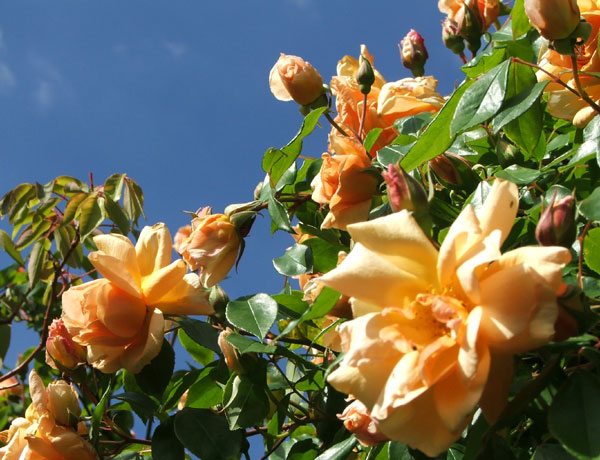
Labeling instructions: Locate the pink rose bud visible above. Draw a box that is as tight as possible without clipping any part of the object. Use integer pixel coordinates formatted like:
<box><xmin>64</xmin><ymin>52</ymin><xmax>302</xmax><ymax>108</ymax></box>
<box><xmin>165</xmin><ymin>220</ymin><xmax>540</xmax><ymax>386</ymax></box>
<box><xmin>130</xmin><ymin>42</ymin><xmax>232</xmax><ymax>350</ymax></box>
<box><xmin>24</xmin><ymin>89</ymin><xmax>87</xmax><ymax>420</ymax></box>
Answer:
<box><xmin>524</xmin><ymin>0</ymin><xmax>580</xmax><ymax>40</ymax></box>
<box><xmin>400</xmin><ymin>29</ymin><xmax>429</xmax><ymax>77</ymax></box>
<box><xmin>269</xmin><ymin>53</ymin><xmax>324</xmax><ymax>106</ymax></box>
<box><xmin>535</xmin><ymin>194</ymin><xmax>576</xmax><ymax>247</ymax></box>
<box><xmin>442</xmin><ymin>18</ymin><xmax>466</xmax><ymax>55</ymax></box>
<box><xmin>218</xmin><ymin>328</ymin><xmax>245</xmax><ymax>374</ymax></box>
<box><xmin>45</xmin><ymin>318</ymin><xmax>87</xmax><ymax>370</ymax></box>
<box><xmin>338</xmin><ymin>400</ymin><xmax>389</xmax><ymax>447</ymax></box>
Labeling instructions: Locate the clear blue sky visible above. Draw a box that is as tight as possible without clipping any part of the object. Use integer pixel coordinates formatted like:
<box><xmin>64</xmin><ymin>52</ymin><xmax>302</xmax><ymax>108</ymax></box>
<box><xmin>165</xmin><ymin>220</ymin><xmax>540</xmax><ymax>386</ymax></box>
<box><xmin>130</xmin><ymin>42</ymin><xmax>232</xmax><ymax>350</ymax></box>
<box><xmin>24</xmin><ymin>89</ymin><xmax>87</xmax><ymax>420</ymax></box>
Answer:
<box><xmin>0</xmin><ymin>0</ymin><xmax>466</xmax><ymax>456</ymax></box>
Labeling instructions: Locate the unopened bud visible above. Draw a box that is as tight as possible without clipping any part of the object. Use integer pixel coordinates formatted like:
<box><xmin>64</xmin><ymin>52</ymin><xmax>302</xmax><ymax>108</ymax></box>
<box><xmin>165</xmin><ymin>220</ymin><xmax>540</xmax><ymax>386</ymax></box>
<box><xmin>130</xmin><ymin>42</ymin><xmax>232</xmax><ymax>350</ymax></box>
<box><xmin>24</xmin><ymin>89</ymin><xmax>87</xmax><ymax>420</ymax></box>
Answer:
<box><xmin>429</xmin><ymin>153</ymin><xmax>479</xmax><ymax>192</ymax></box>
<box><xmin>496</xmin><ymin>138</ymin><xmax>521</xmax><ymax>167</ymax></box>
<box><xmin>46</xmin><ymin>380</ymin><xmax>82</xmax><ymax>427</ymax></box>
<box><xmin>46</xmin><ymin>318</ymin><xmax>87</xmax><ymax>371</ymax></box>
<box><xmin>400</xmin><ymin>29</ymin><xmax>428</xmax><ymax>77</ymax></box>
<box><xmin>456</xmin><ymin>0</ymin><xmax>483</xmax><ymax>54</ymax></box>
<box><xmin>442</xmin><ymin>18</ymin><xmax>466</xmax><ymax>55</ymax></box>
<box><xmin>535</xmin><ymin>194</ymin><xmax>576</xmax><ymax>247</ymax></box>
<box><xmin>338</xmin><ymin>400</ymin><xmax>389</xmax><ymax>447</ymax></box>
<box><xmin>209</xmin><ymin>284</ymin><xmax>229</xmax><ymax>321</ymax></box>
<box><xmin>356</xmin><ymin>55</ymin><xmax>375</xmax><ymax>95</ymax></box>
<box><xmin>524</xmin><ymin>0</ymin><xmax>580</xmax><ymax>41</ymax></box>
<box><xmin>218</xmin><ymin>328</ymin><xmax>245</xmax><ymax>374</ymax></box>
<box><xmin>382</xmin><ymin>164</ymin><xmax>431</xmax><ymax>232</ymax></box>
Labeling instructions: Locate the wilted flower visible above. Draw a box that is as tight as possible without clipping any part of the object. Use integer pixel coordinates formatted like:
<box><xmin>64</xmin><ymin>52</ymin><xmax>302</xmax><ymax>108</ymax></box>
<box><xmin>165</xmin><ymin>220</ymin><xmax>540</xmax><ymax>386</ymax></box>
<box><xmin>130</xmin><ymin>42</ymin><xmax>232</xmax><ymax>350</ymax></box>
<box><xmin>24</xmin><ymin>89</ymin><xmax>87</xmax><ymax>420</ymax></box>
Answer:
<box><xmin>338</xmin><ymin>400</ymin><xmax>389</xmax><ymax>446</ymax></box>
<box><xmin>175</xmin><ymin>210</ymin><xmax>241</xmax><ymax>287</ymax></box>
<box><xmin>0</xmin><ymin>371</ymin><xmax>98</xmax><ymax>460</ymax></box>
<box><xmin>537</xmin><ymin>0</ymin><xmax>600</xmax><ymax>127</ymax></box>
<box><xmin>400</xmin><ymin>30</ymin><xmax>429</xmax><ymax>77</ymax></box>
<box><xmin>311</xmin><ymin>136</ymin><xmax>379</xmax><ymax>230</ymax></box>
<box><xmin>536</xmin><ymin>194</ymin><xmax>576</xmax><ymax>247</ymax></box>
<box><xmin>321</xmin><ymin>180</ymin><xmax>570</xmax><ymax>456</ymax></box>
<box><xmin>62</xmin><ymin>223</ymin><xmax>213</xmax><ymax>374</ymax></box>
<box><xmin>46</xmin><ymin>318</ymin><xmax>87</xmax><ymax>371</ymax></box>
<box><xmin>269</xmin><ymin>53</ymin><xmax>324</xmax><ymax>105</ymax></box>
<box><xmin>524</xmin><ymin>0</ymin><xmax>581</xmax><ymax>40</ymax></box>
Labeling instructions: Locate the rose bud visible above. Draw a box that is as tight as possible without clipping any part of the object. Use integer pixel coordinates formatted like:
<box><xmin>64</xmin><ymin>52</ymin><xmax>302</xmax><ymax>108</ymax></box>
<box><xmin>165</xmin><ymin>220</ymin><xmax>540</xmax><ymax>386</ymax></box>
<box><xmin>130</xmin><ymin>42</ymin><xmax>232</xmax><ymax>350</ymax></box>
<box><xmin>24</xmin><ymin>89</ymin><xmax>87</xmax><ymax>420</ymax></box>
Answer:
<box><xmin>356</xmin><ymin>54</ymin><xmax>375</xmax><ymax>95</ymax></box>
<box><xmin>400</xmin><ymin>29</ymin><xmax>429</xmax><ymax>77</ymax></box>
<box><xmin>46</xmin><ymin>380</ymin><xmax>82</xmax><ymax>427</ymax></box>
<box><xmin>456</xmin><ymin>0</ymin><xmax>483</xmax><ymax>53</ymax></box>
<box><xmin>442</xmin><ymin>18</ymin><xmax>466</xmax><ymax>55</ymax></box>
<box><xmin>176</xmin><ymin>209</ymin><xmax>241</xmax><ymax>288</ymax></box>
<box><xmin>269</xmin><ymin>53</ymin><xmax>324</xmax><ymax>105</ymax></box>
<box><xmin>524</xmin><ymin>0</ymin><xmax>580</xmax><ymax>41</ymax></box>
<box><xmin>45</xmin><ymin>318</ymin><xmax>87</xmax><ymax>371</ymax></box>
<box><xmin>382</xmin><ymin>164</ymin><xmax>431</xmax><ymax>233</ymax></box>
<box><xmin>338</xmin><ymin>400</ymin><xmax>389</xmax><ymax>447</ymax></box>
<box><xmin>218</xmin><ymin>328</ymin><xmax>245</xmax><ymax>374</ymax></box>
<box><xmin>535</xmin><ymin>194</ymin><xmax>576</xmax><ymax>248</ymax></box>
<box><xmin>429</xmin><ymin>152</ymin><xmax>480</xmax><ymax>192</ymax></box>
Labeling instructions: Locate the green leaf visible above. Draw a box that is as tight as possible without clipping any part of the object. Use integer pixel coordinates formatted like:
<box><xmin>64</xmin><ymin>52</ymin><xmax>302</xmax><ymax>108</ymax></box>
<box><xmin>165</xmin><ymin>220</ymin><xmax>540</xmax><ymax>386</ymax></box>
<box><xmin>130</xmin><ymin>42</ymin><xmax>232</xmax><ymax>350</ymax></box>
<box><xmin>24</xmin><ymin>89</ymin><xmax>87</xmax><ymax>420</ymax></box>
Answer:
<box><xmin>178</xmin><ymin>329</ymin><xmax>214</xmax><ymax>365</ymax></box>
<box><xmin>113</xmin><ymin>392</ymin><xmax>158</xmax><ymax>423</ymax></box>
<box><xmin>152</xmin><ymin>417</ymin><xmax>184</xmax><ymax>460</ymax></box>
<box><xmin>584</xmin><ymin>228</ymin><xmax>600</xmax><ymax>275</ymax></box>
<box><xmin>222</xmin><ymin>374</ymin><xmax>269</xmax><ymax>430</ymax></box>
<box><xmin>302</xmin><ymin>238</ymin><xmax>346</xmax><ymax>273</ymax></box>
<box><xmin>226</xmin><ymin>293</ymin><xmax>277</xmax><ymax>341</ymax></box>
<box><xmin>492</xmin><ymin>81</ymin><xmax>548</xmax><ymax>133</ymax></box>
<box><xmin>502</xmin><ymin>62</ymin><xmax>544</xmax><ymax>156</ymax></box>
<box><xmin>288</xmin><ymin>439</ymin><xmax>319</xmax><ymax>460</ymax></box>
<box><xmin>462</xmin><ymin>47</ymin><xmax>507</xmax><ymax>79</ymax></box>
<box><xmin>62</xmin><ymin>192</ymin><xmax>87</xmax><ymax>225</ymax></box>
<box><xmin>177</xmin><ymin>317</ymin><xmax>221</xmax><ymax>355</ymax></box>
<box><xmin>394</xmin><ymin>113</ymin><xmax>432</xmax><ymax>135</ymax></box>
<box><xmin>388</xmin><ymin>442</ymin><xmax>412</xmax><ymax>459</ymax></box>
<box><xmin>225</xmin><ymin>333</ymin><xmax>277</xmax><ymax>355</ymax></box>
<box><xmin>90</xmin><ymin>381</ymin><xmax>112</xmax><ymax>447</ymax></box>
<box><xmin>185</xmin><ymin>370</ymin><xmax>223</xmax><ymax>409</ymax></box>
<box><xmin>162</xmin><ymin>370</ymin><xmax>201</xmax><ymax>410</ymax></box>
<box><xmin>135</xmin><ymin>339</ymin><xmax>175</xmax><ymax>399</ymax></box>
<box><xmin>378</xmin><ymin>144</ymin><xmax>411</xmax><ymax>167</ymax></box>
<box><xmin>174</xmin><ymin>408</ymin><xmax>243</xmax><ymax>460</ymax></box>
<box><xmin>532</xmin><ymin>444</ymin><xmax>577</xmax><ymax>460</ymax></box>
<box><xmin>262</xmin><ymin>107</ymin><xmax>327</xmax><ymax>187</ymax></box>
<box><xmin>363</xmin><ymin>128</ymin><xmax>383</xmax><ymax>152</ymax></box>
<box><xmin>103</xmin><ymin>173</ymin><xmax>126</xmax><ymax>201</ymax></box>
<box><xmin>78</xmin><ymin>194</ymin><xmax>104</xmax><ymax>240</ymax></box>
<box><xmin>579</xmin><ymin>187</ymin><xmax>600</xmax><ymax>221</ymax></box>
<box><xmin>401</xmin><ymin>80</ymin><xmax>474</xmax><ymax>171</ymax></box>
<box><xmin>27</xmin><ymin>238</ymin><xmax>51</xmax><ymax>288</ymax></box>
<box><xmin>572</xmin><ymin>115</ymin><xmax>600</xmax><ymax>167</ymax></box>
<box><xmin>548</xmin><ymin>371</ymin><xmax>600</xmax><ymax>459</ymax></box>
<box><xmin>268</xmin><ymin>196</ymin><xmax>293</xmax><ymax>233</ymax></box>
<box><xmin>315</xmin><ymin>437</ymin><xmax>358</xmax><ymax>460</ymax></box>
<box><xmin>0</xmin><ymin>324</ymin><xmax>10</xmax><ymax>361</ymax></box>
<box><xmin>273</xmin><ymin>243</ymin><xmax>313</xmax><ymax>276</ymax></box>
<box><xmin>103</xmin><ymin>196</ymin><xmax>130</xmax><ymax>234</ymax></box>
<box><xmin>0</xmin><ymin>230</ymin><xmax>24</xmax><ymax>265</ymax></box>
<box><xmin>450</xmin><ymin>60</ymin><xmax>510</xmax><ymax>136</ymax></box>
<box><xmin>494</xmin><ymin>165</ymin><xmax>542</xmax><ymax>184</ymax></box>
<box><xmin>123</xmin><ymin>179</ymin><xmax>145</xmax><ymax>223</ymax></box>
<box><xmin>511</xmin><ymin>0</ymin><xmax>532</xmax><ymax>38</ymax></box>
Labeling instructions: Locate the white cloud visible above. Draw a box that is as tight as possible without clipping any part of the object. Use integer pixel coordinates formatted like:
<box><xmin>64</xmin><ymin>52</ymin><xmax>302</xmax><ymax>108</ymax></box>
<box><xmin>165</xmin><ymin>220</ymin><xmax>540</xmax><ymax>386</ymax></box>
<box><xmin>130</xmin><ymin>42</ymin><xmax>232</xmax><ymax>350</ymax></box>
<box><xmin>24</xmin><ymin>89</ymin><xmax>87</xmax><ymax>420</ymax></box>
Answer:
<box><xmin>29</xmin><ymin>55</ymin><xmax>68</xmax><ymax>110</ymax></box>
<box><xmin>0</xmin><ymin>62</ymin><xmax>16</xmax><ymax>92</ymax></box>
<box><xmin>34</xmin><ymin>81</ymin><xmax>53</xmax><ymax>109</ymax></box>
<box><xmin>163</xmin><ymin>41</ymin><xmax>187</xmax><ymax>58</ymax></box>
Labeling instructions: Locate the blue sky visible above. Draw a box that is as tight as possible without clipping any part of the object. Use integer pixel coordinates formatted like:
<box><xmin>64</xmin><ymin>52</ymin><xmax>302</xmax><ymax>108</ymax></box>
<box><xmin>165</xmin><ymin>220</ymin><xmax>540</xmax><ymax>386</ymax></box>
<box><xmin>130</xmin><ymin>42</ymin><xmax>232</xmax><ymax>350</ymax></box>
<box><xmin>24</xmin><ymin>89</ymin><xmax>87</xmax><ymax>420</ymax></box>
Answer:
<box><xmin>0</xmin><ymin>0</ymin><xmax>466</xmax><ymax>455</ymax></box>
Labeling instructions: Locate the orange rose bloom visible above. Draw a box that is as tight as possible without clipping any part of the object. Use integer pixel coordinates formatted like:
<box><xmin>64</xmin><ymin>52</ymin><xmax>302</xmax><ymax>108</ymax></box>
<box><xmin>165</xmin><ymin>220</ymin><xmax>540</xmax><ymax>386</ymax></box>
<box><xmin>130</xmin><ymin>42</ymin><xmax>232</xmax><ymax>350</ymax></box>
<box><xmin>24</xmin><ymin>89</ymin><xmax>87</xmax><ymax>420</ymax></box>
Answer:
<box><xmin>0</xmin><ymin>371</ymin><xmax>98</xmax><ymax>460</ymax></box>
<box><xmin>62</xmin><ymin>223</ymin><xmax>213</xmax><ymax>374</ymax></box>
<box><xmin>537</xmin><ymin>0</ymin><xmax>600</xmax><ymax>127</ymax></box>
<box><xmin>175</xmin><ymin>211</ymin><xmax>241</xmax><ymax>288</ymax></box>
<box><xmin>269</xmin><ymin>53</ymin><xmax>324</xmax><ymax>105</ymax></box>
<box><xmin>311</xmin><ymin>136</ymin><xmax>379</xmax><ymax>231</ymax></box>
<box><xmin>525</xmin><ymin>0</ymin><xmax>580</xmax><ymax>40</ymax></box>
<box><xmin>330</xmin><ymin>45</ymin><xmax>443</xmax><ymax>156</ymax></box>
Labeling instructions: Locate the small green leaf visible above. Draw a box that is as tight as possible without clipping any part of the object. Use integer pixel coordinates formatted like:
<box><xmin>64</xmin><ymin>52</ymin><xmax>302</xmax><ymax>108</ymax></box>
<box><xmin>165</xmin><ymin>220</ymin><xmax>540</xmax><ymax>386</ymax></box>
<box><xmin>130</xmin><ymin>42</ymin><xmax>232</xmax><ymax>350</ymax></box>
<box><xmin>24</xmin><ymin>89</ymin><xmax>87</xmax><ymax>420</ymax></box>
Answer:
<box><xmin>135</xmin><ymin>339</ymin><xmax>175</xmax><ymax>399</ymax></box>
<box><xmin>268</xmin><ymin>196</ymin><xmax>293</xmax><ymax>233</ymax></box>
<box><xmin>174</xmin><ymin>408</ymin><xmax>243</xmax><ymax>460</ymax></box>
<box><xmin>0</xmin><ymin>230</ymin><xmax>24</xmax><ymax>265</ymax></box>
<box><xmin>315</xmin><ymin>437</ymin><xmax>358</xmax><ymax>460</ymax></box>
<box><xmin>78</xmin><ymin>194</ymin><xmax>104</xmax><ymax>240</ymax></box>
<box><xmin>103</xmin><ymin>173</ymin><xmax>126</xmax><ymax>201</ymax></box>
<box><xmin>273</xmin><ymin>243</ymin><xmax>313</xmax><ymax>276</ymax></box>
<box><xmin>302</xmin><ymin>238</ymin><xmax>346</xmax><ymax>273</ymax></box>
<box><xmin>495</xmin><ymin>165</ymin><xmax>542</xmax><ymax>184</ymax></box>
<box><xmin>388</xmin><ymin>442</ymin><xmax>412</xmax><ymax>460</ymax></box>
<box><xmin>549</xmin><ymin>371</ymin><xmax>600</xmax><ymax>459</ymax></box>
<box><xmin>363</xmin><ymin>128</ymin><xmax>383</xmax><ymax>152</ymax></box>
<box><xmin>103</xmin><ymin>196</ymin><xmax>130</xmax><ymax>234</ymax></box>
<box><xmin>177</xmin><ymin>317</ymin><xmax>221</xmax><ymax>355</ymax></box>
<box><xmin>572</xmin><ymin>115</ymin><xmax>600</xmax><ymax>167</ymax></box>
<box><xmin>27</xmin><ymin>238</ymin><xmax>51</xmax><ymax>288</ymax></box>
<box><xmin>584</xmin><ymin>228</ymin><xmax>600</xmax><ymax>275</ymax></box>
<box><xmin>123</xmin><ymin>179</ymin><xmax>145</xmax><ymax>223</ymax></box>
<box><xmin>401</xmin><ymin>80</ymin><xmax>474</xmax><ymax>172</ymax></box>
<box><xmin>462</xmin><ymin>47</ymin><xmax>507</xmax><ymax>79</ymax></box>
<box><xmin>62</xmin><ymin>192</ymin><xmax>87</xmax><ymax>226</ymax></box>
<box><xmin>226</xmin><ymin>293</ymin><xmax>277</xmax><ymax>341</ymax></box>
<box><xmin>90</xmin><ymin>381</ymin><xmax>112</xmax><ymax>447</ymax></box>
<box><xmin>511</xmin><ymin>0</ymin><xmax>532</xmax><ymax>38</ymax></box>
<box><xmin>450</xmin><ymin>60</ymin><xmax>510</xmax><ymax>136</ymax></box>
<box><xmin>113</xmin><ymin>392</ymin><xmax>158</xmax><ymax>423</ymax></box>
<box><xmin>185</xmin><ymin>370</ymin><xmax>223</xmax><ymax>409</ymax></box>
<box><xmin>152</xmin><ymin>417</ymin><xmax>184</xmax><ymax>460</ymax></box>
<box><xmin>579</xmin><ymin>188</ymin><xmax>600</xmax><ymax>221</ymax></box>
<box><xmin>394</xmin><ymin>113</ymin><xmax>432</xmax><ymax>135</ymax></box>
<box><xmin>492</xmin><ymin>81</ymin><xmax>548</xmax><ymax>133</ymax></box>
<box><xmin>178</xmin><ymin>329</ymin><xmax>214</xmax><ymax>365</ymax></box>
<box><xmin>222</xmin><ymin>374</ymin><xmax>269</xmax><ymax>430</ymax></box>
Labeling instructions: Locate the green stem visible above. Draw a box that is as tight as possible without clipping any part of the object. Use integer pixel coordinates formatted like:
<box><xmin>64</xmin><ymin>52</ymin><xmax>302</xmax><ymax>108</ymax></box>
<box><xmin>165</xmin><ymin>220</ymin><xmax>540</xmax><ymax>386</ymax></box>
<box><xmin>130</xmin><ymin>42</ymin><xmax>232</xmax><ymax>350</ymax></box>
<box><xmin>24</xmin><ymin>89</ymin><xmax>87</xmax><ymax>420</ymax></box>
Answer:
<box><xmin>324</xmin><ymin>112</ymin><xmax>350</xmax><ymax>137</ymax></box>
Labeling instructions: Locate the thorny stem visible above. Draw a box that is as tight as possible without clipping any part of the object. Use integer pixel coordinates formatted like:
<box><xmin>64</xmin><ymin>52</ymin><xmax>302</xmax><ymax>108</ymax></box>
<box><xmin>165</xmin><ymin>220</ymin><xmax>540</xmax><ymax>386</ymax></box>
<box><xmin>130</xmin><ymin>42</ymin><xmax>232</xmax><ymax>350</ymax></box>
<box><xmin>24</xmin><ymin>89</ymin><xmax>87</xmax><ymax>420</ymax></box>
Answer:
<box><xmin>324</xmin><ymin>112</ymin><xmax>350</xmax><ymax>137</ymax></box>
<box><xmin>577</xmin><ymin>221</ymin><xmax>592</xmax><ymax>289</ymax></box>
<box><xmin>570</xmin><ymin>55</ymin><xmax>600</xmax><ymax>117</ymax></box>
<box><xmin>0</xmin><ymin>233</ymin><xmax>81</xmax><ymax>384</ymax></box>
